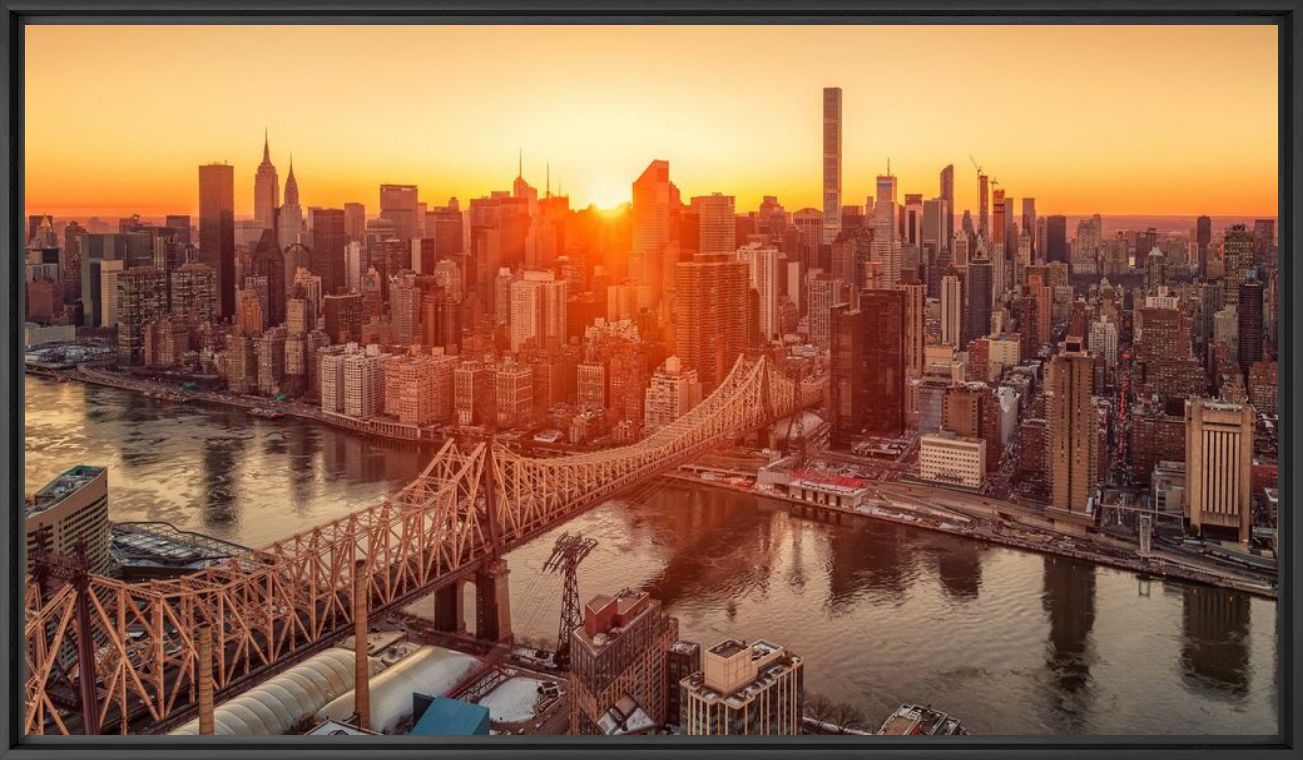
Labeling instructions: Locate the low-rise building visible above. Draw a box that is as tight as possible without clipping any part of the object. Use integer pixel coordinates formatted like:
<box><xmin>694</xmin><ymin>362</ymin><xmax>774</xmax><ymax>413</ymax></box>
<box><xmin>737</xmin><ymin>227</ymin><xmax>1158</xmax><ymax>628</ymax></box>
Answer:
<box><xmin>918</xmin><ymin>431</ymin><xmax>987</xmax><ymax>489</ymax></box>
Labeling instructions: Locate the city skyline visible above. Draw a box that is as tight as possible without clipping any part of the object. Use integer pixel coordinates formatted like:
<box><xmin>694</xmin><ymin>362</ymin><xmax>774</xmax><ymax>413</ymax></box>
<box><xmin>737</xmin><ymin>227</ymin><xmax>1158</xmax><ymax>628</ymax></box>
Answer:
<box><xmin>26</xmin><ymin>24</ymin><xmax>1278</xmax><ymax>219</ymax></box>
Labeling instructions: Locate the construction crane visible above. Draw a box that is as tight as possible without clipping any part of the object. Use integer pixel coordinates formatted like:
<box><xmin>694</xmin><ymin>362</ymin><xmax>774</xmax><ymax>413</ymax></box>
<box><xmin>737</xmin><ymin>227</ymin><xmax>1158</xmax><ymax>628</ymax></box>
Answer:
<box><xmin>968</xmin><ymin>154</ymin><xmax>982</xmax><ymax>175</ymax></box>
<box><xmin>542</xmin><ymin>531</ymin><xmax>598</xmax><ymax>668</ymax></box>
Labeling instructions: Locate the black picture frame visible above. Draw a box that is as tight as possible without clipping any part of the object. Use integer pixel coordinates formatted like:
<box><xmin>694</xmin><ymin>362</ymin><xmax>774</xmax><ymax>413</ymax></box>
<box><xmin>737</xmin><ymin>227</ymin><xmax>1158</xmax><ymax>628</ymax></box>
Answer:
<box><xmin>2</xmin><ymin>2</ymin><xmax>1299</xmax><ymax>758</ymax></box>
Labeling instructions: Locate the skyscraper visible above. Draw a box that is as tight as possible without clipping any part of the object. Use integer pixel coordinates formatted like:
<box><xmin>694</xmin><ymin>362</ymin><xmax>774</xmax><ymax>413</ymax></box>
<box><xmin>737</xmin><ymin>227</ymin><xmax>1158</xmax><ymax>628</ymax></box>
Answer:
<box><xmin>940</xmin><ymin>268</ymin><xmax>962</xmax><ymax>348</ymax></box>
<box><xmin>253</xmin><ymin>130</ymin><xmax>279</xmax><ymax>230</ymax></box>
<box><xmin>830</xmin><ymin>290</ymin><xmax>906</xmax><ymax>444</ymax></box>
<box><xmin>1021</xmin><ymin>197</ymin><xmax>1037</xmax><ymax>257</ymax></box>
<box><xmin>1195</xmin><ymin>215</ymin><xmax>1212</xmax><ymax>277</ymax></box>
<box><xmin>277</xmin><ymin>157</ymin><xmax>304</xmax><ymax>250</ymax></box>
<box><xmin>939</xmin><ymin>164</ymin><xmax>955</xmax><ymax>243</ymax></box>
<box><xmin>675</xmin><ymin>252</ymin><xmax>748</xmax><ymax>389</ymax></box>
<box><xmin>1045</xmin><ymin>215</ymin><xmax>1068</xmax><ymax>264</ymax></box>
<box><xmin>198</xmin><ymin>162</ymin><xmax>235</xmax><ymax>318</ymax></box>
<box><xmin>631</xmin><ymin>159</ymin><xmax>673</xmax><ymax>310</ymax></box>
<box><xmin>310</xmin><ymin>209</ymin><xmax>348</xmax><ymax>295</ymax></box>
<box><xmin>379</xmin><ymin>184</ymin><xmax>420</xmax><ymax>241</ymax></box>
<box><xmin>1046</xmin><ymin>339</ymin><xmax>1097</xmax><ymax>524</ymax></box>
<box><xmin>1252</xmin><ymin>219</ymin><xmax>1274</xmax><ymax>267</ymax></box>
<box><xmin>1223</xmin><ymin>224</ymin><xmax>1253</xmax><ymax>306</ymax></box>
<box><xmin>978</xmin><ymin>172</ymin><xmax>989</xmax><ymax>239</ymax></box>
<box><xmin>822</xmin><ymin>87</ymin><xmax>842</xmax><ymax>245</ymax></box>
<box><xmin>1238</xmin><ymin>273</ymin><xmax>1264</xmax><ymax>379</ymax></box>
<box><xmin>739</xmin><ymin>242</ymin><xmax>781</xmax><ymax>342</ymax></box>
<box><xmin>691</xmin><ymin>194</ymin><xmax>735</xmax><ymax>256</ymax></box>
<box><xmin>962</xmin><ymin>257</ymin><xmax>993</xmax><ymax>347</ymax></box>
<box><xmin>343</xmin><ymin>202</ymin><xmax>366</xmax><ymax>242</ymax></box>
<box><xmin>509</xmin><ymin>269</ymin><xmax>567</xmax><ymax>352</ymax></box>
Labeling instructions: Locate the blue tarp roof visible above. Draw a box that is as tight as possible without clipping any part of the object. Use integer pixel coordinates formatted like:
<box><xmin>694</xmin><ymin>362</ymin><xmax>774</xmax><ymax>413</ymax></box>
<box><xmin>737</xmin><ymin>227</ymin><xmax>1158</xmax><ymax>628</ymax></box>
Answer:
<box><xmin>411</xmin><ymin>696</ymin><xmax>491</xmax><ymax>736</ymax></box>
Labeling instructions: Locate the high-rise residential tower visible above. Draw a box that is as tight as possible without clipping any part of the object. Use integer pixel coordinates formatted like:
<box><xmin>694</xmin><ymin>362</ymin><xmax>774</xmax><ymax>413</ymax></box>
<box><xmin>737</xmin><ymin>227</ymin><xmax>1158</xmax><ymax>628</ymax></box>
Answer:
<box><xmin>822</xmin><ymin>87</ymin><xmax>842</xmax><ymax>245</ymax></box>
<box><xmin>1046</xmin><ymin>339</ymin><xmax>1097</xmax><ymax>525</ymax></box>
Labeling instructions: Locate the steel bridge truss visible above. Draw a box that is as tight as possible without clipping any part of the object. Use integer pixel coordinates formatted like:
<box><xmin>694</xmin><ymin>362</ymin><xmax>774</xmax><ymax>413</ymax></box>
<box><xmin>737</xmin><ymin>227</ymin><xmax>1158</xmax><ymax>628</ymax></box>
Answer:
<box><xmin>24</xmin><ymin>354</ymin><xmax>822</xmax><ymax>735</ymax></box>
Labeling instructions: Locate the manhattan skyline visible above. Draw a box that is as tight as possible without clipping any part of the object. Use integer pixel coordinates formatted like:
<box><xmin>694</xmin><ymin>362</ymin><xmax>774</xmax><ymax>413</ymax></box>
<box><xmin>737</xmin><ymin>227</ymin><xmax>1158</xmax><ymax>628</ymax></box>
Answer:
<box><xmin>25</xmin><ymin>24</ymin><xmax>1278</xmax><ymax>218</ymax></box>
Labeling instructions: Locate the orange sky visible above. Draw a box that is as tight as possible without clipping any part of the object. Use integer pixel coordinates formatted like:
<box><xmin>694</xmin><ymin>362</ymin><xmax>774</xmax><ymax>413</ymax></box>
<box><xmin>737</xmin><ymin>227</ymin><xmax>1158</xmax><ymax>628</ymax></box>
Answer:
<box><xmin>24</xmin><ymin>24</ymin><xmax>1279</xmax><ymax>220</ymax></box>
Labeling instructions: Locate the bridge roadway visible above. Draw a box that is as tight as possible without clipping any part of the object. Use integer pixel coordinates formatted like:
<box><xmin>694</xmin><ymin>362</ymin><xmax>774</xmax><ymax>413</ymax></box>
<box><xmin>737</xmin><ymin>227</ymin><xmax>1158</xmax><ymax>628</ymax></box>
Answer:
<box><xmin>24</xmin><ymin>355</ymin><xmax>823</xmax><ymax>736</ymax></box>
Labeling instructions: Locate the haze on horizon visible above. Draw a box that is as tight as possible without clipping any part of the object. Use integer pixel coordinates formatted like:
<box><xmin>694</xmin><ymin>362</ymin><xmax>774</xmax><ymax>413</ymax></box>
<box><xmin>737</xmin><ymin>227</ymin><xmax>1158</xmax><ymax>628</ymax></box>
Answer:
<box><xmin>24</xmin><ymin>24</ymin><xmax>1279</xmax><ymax>220</ymax></box>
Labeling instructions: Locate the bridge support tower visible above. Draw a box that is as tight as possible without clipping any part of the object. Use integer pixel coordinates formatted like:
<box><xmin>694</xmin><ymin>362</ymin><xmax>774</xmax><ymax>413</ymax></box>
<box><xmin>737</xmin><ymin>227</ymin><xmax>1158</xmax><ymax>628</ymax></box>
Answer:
<box><xmin>474</xmin><ymin>559</ymin><xmax>513</xmax><ymax>643</ymax></box>
<box><xmin>433</xmin><ymin>579</ymin><xmax>466</xmax><ymax>634</ymax></box>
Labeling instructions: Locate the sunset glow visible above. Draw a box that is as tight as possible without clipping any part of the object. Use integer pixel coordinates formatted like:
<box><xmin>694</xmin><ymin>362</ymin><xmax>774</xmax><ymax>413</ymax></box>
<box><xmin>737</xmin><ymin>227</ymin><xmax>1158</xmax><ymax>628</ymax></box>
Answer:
<box><xmin>24</xmin><ymin>24</ymin><xmax>1278</xmax><ymax>219</ymax></box>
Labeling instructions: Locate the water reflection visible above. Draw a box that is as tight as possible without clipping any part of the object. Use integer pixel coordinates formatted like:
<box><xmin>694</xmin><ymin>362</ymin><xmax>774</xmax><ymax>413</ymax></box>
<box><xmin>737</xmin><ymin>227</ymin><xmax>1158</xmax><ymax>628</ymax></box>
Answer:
<box><xmin>1181</xmin><ymin>586</ymin><xmax>1251</xmax><ymax>698</ymax></box>
<box><xmin>1040</xmin><ymin>556</ymin><xmax>1097</xmax><ymax>732</ymax></box>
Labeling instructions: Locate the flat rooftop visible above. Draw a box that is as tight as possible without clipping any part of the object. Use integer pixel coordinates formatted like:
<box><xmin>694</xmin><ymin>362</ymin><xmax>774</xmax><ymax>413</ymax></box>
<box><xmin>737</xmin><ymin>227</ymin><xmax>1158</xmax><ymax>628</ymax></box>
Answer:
<box><xmin>26</xmin><ymin>465</ymin><xmax>104</xmax><ymax>518</ymax></box>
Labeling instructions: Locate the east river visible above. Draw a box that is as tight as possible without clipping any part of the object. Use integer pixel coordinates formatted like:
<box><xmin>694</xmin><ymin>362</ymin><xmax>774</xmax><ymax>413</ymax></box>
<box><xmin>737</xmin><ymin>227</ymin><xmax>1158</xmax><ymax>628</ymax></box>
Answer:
<box><xmin>24</xmin><ymin>376</ymin><xmax>1278</xmax><ymax>736</ymax></box>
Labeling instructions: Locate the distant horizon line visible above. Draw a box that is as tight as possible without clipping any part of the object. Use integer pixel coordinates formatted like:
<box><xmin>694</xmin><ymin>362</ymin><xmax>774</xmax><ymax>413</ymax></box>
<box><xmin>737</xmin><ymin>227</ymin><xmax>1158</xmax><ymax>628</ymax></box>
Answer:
<box><xmin>21</xmin><ymin>207</ymin><xmax>1281</xmax><ymax>222</ymax></box>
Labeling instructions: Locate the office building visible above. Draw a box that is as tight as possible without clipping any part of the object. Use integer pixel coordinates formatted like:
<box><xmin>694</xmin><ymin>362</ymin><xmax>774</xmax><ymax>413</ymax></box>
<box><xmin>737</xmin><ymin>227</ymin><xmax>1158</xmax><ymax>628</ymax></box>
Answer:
<box><xmin>1044</xmin><ymin>215</ymin><xmax>1068</xmax><ymax>264</ymax></box>
<box><xmin>692</xmin><ymin>194</ymin><xmax>736</xmax><ymax>256</ymax></box>
<box><xmin>198</xmin><ymin>162</ymin><xmax>236</xmax><ymax>317</ymax></box>
<box><xmin>1184</xmin><ymin>398</ymin><xmax>1254</xmax><ymax>543</ymax></box>
<box><xmin>1222</xmin><ymin>224</ymin><xmax>1253</xmax><ymax>306</ymax></box>
<box><xmin>830</xmin><ymin>290</ymin><xmax>906</xmax><ymax>445</ymax></box>
<box><xmin>1238</xmin><ymin>274</ymin><xmax>1264</xmax><ymax>379</ymax></box>
<box><xmin>379</xmin><ymin>184</ymin><xmax>420</xmax><ymax>241</ymax></box>
<box><xmin>631</xmin><ymin>159</ymin><xmax>674</xmax><ymax>310</ymax></box>
<box><xmin>918</xmin><ymin>432</ymin><xmax>987</xmax><ymax>489</ymax></box>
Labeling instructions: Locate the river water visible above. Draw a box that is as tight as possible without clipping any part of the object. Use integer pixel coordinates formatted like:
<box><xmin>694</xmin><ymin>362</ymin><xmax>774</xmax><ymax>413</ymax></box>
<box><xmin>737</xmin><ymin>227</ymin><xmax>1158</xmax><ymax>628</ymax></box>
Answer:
<box><xmin>23</xmin><ymin>376</ymin><xmax>1278</xmax><ymax>736</ymax></box>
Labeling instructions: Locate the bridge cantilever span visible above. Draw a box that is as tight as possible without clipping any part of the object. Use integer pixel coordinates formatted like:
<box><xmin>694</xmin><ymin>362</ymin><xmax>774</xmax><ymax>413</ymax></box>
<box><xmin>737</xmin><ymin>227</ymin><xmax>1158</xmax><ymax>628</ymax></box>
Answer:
<box><xmin>23</xmin><ymin>354</ymin><xmax>823</xmax><ymax>735</ymax></box>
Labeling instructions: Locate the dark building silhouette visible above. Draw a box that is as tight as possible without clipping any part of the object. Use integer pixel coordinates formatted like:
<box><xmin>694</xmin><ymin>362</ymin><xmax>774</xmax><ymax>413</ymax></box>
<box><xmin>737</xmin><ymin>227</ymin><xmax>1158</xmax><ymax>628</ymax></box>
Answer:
<box><xmin>1238</xmin><ymin>273</ymin><xmax>1265</xmax><ymax>380</ymax></box>
<box><xmin>1045</xmin><ymin>215</ymin><xmax>1068</xmax><ymax>265</ymax></box>
<box><xmin>198</xmin><ymin>162</ymin><xmax>236</xmax><ymax>318</ymax></box>
<box><xmin>963</xmin><ymin>257</ymin><xmax>993</xmax><ymax>347</ymax></box>
<box><xmin>1196</xmin><ymin>215</ymin><xmax>1212</xmax><ymax>277</ymax></box>
<box><xmin>311</xmin><ymin>208</ymin><xmax>349</xmax><ymax>295</ymax></box>
<box><xmin>830</xmin><ymin>289</ymin><xmax>905</xmax><ymax>446</ymax></box>
<box><xmin>251</xmin><ymin>229</ymin><xmax>286</xmax><ymax>328</ymax></box>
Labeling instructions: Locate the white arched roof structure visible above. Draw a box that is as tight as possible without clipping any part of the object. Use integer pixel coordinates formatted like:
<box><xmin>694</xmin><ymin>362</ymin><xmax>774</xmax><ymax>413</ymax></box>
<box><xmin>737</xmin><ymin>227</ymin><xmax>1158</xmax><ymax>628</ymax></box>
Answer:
<box><xmin>169</xmin><ymin>647</ymin><xmax>380</xmax><ymax>736</ymax></box>
<box><xmin>316</xmin><ymin>646</ymin><xmax>481</xmax><ymax>734</ymax></box>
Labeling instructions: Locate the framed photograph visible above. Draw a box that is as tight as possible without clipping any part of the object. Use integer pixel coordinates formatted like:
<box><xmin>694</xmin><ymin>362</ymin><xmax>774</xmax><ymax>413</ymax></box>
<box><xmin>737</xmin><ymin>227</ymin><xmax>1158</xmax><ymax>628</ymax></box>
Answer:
<box><xmin>3</xmin><ymin>2</ymin><xmax>1298</xmax><ymax>759</ymax></box>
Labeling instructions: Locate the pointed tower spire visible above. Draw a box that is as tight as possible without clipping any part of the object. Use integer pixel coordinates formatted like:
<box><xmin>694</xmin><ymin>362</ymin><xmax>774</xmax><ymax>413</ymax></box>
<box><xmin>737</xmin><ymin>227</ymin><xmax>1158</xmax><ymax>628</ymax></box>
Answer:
<box><xmin>263</xmin><ymin>127</ymin><xmax>270</xmax><ymax>162</ymax></box>
<box><xmin>517</xmin><ymin>149</ymin><xmax>523</xmax><ymax>179</ymax></box>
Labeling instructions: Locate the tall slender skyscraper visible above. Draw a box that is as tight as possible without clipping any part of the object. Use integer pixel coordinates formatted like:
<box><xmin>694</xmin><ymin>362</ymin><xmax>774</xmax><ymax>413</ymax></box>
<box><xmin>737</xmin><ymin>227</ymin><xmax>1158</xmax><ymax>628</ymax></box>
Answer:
<box><xmin>253</xmin><ymin>130</ymin><xmax>279</xmax><ymax>230</ymax></box>
<box><xmin>822</xmin><ymin>87</ymin><xmax>842</xmax><ymax>245</ymax></box>
<box><xmin>978</xmin><ymin>172</ymin><xmax>990</xmax><ymax>239</ymax></box>
<box><xmin>939</xmin><ymin>164</ymin><xmax>955</xmax><ymax>245</ymax></box>
<box><xmin>198</xmin><ymin>162</ymin><xmax>235</xmax><ymax>318</ymax></box>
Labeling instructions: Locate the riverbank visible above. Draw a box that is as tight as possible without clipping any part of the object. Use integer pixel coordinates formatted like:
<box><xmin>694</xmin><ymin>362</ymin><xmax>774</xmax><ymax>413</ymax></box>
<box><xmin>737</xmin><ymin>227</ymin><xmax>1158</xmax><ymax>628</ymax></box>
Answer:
<box><xmin>29</xmin><ymin>365</ymin><xmax>444</xmax><ymax>445</ymax></box>
<box><xmin>666</xmin><ymin>473</ymin><xmax>1278</xmax><ymax>600</ymax></box>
